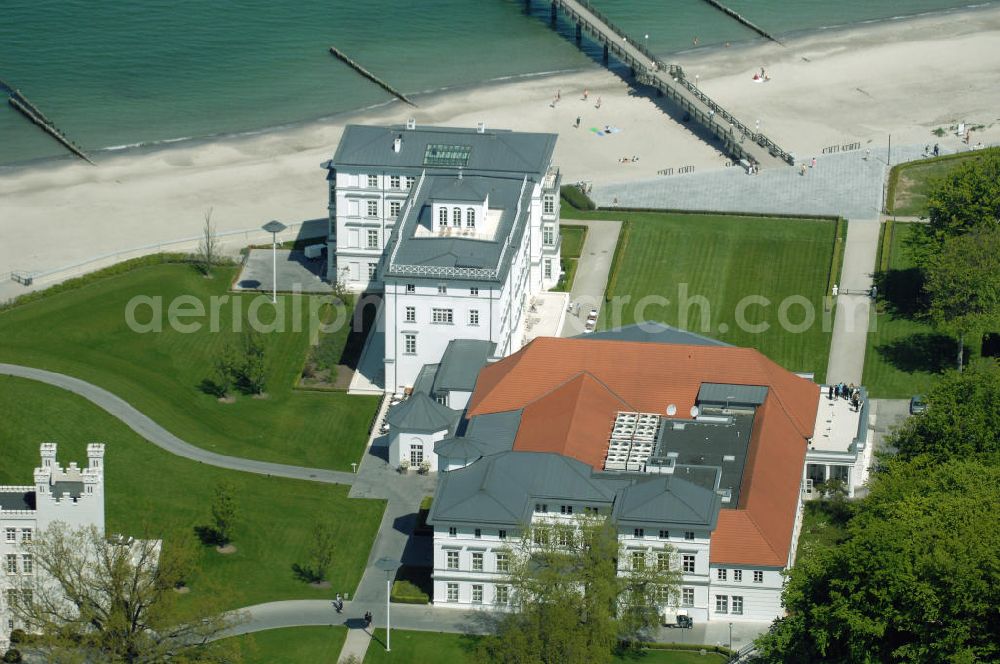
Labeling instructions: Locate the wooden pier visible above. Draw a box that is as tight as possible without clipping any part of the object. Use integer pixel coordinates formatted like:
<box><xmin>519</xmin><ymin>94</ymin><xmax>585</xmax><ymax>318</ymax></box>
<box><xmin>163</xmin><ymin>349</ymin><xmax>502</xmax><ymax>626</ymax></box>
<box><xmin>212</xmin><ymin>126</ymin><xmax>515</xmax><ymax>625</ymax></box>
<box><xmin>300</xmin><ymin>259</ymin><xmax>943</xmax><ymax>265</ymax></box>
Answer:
<box><xmin>546</xmin><ymin>0</ymin><xmax>795</xmax><ymax>168</ymax></box>
<box><xmin>2</xmin><ymin>80</ymin><xmax>94</xmax><ymax>165</ymax></box>
<box><xmin>328</xmin><ymin>46</ymin><xmax>416</xmax><ymax>107</ymax></box>
<box><xmin>699</xmin><ymin>0</ymin><xmax>782</xmax><ymax>45</ymax></box>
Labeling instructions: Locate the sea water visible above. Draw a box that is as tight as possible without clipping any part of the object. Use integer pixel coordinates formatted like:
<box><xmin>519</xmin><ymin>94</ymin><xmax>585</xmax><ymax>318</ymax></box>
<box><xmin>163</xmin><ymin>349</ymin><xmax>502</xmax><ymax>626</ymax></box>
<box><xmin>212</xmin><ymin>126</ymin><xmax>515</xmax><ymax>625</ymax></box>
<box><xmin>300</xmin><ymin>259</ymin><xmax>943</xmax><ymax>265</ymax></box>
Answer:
<box><xmin>0</xmin><ymin>0</ymin><xmax>990</xmax><ymax>167</ymax></box>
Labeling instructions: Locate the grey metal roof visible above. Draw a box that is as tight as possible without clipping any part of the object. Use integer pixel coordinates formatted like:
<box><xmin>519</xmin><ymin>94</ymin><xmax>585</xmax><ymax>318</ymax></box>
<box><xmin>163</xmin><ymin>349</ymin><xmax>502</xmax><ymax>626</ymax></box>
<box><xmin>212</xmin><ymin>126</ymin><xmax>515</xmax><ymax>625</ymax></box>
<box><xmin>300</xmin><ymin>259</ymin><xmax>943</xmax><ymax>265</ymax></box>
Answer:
<box><xmin>0</xmin><ymin>490</ymin><xmax>35</xmax><ymax>511</ymax></box>
<box><xmin>579</xmin><ymin>322</ymin><xmax>732</xmax><ymax>347</ymax></box>
<box><xmin>51</xmin><ymin>481</ymin><xmax>84</xmax><ymax>500</ymax></box>
<box><xmin>433</xmin><ymin>340</ymin><xmax>497</xmax><ymax>394</ymax></box>
<box><xmin>383</xmin><ymin>174</ymin><xmax>531</xmax><ymax>283</ymax></box>
<box><xmin>429</xmin><ymin>451</ymin><xmax>626</xmax><ymax>526</ymax></box>
<box><xmin>611</xmin><ymin>474</ymin><xmax>721</xmax><ymax>527</ymax></box>
<box><xmin>385</xmin><ymin>392</ymin><xmax>460</xmax><ymax>433</ymax></box>
<box><xmin>411</xmin><ymin>363</ymin><xmax>439</xmax><ymax>397</ymax></box>
<box><xmin>426</xmin><ymin>177</ymin><xmax>491</xmax><ymax>202</ymax></box>
<box><xmin>330</xmin><ymin>124</ymin><xmax>557</xmax><ymax>178</ymax></box>
<box><xmin>697</xmin><ymin>383</ymin><xmax>768</xmax><ymax>407</ymax></box>
<box><xmin>435</xmin><ymin>409</ymin><xmax>522</xmax><ymax>460</ymax></box>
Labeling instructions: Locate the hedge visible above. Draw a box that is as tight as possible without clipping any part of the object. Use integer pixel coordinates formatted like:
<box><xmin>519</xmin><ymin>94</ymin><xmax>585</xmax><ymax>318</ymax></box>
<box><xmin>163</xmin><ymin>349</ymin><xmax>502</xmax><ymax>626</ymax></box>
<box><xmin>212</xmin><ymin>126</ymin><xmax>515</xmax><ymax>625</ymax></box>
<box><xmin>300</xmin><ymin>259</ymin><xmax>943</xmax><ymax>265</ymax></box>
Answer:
<box><xmin>560</xmin><ymin>184</ymin><xmax>596</xmax><ymax>211</ymax></box>
<box><xmin>825</xmin><ymin>217</ymin><xmax>848</xmax><ymax>309</ymax></box>
<box><xmin>391</xmin><ymin>579</ymin><xmax>429</xmax><ymax>604</ymax></box>
<box><xmin>603</xmin><ymin>220</ymin><xmax>632</xmax><ymax>303</ymax></box>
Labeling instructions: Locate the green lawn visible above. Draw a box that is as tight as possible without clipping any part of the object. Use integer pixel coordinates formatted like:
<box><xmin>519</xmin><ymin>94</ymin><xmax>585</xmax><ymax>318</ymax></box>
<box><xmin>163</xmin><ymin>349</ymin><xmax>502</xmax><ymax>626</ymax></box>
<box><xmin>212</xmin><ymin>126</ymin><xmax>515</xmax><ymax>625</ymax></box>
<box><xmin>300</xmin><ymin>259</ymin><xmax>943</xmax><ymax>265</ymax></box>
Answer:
<box><xmin>564</xmin><ymin>209</ymin><xmax>838</xmax><ymax>380</ymax></box>
<box><xmin>227</xmin><ymin>626</ymin><xmax>348</xmax><ymax>663</ymax></box>
<box><xmin>794</xmin><ymin>498</ymin><xmax>853</xmax><ymax>564</ymax></box>
<box><xmin>0</xmin><ymin>263</ymin><xmax>378</xmax><ymax>470</ymax></box>
<box><xmin>363</xmin><ymin>630</ymin><xmax>726</xmax><ymax>664</ymax></box>
<box><xmin>553</xmin><ymin>224</ymin><xmax>587</xmax><ymax>293</ymax></box>
<box><xmin>0</xmin><ymin>375</ymin><xmax>385</xmax><ymax>611</ymax></box>
<box><xmin>889</xmin><ymin>150</ymin><xmax>993</xmax><ymax>217</ymax></box>
<box><xmin>863</xmin><ymin>222</ymin><xmax>956</xmax><ymax>397</ymax></box>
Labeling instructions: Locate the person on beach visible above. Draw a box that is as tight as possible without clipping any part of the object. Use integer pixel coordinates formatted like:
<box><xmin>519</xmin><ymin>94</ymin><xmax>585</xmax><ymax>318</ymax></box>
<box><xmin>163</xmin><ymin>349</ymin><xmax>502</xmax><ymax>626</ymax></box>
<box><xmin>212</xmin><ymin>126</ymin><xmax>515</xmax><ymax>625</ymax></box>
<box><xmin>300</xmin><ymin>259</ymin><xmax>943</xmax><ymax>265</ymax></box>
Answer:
<box><xmin>811</xmin><ymin>157</ymin><xmax>817</xmax><ymax>168</ymax></box>
<box><xmin>575</xmin><ymin>116</ymin><xmax>581</xmax><ymax>128</ymax></box>
<box><xmin>556</xmin><ymin>89</ymin><xmax>561</xmax><ymax>101</ymax></box>
<box><xmin>583</xmin><ymin>88</ymin><xmax>589</xmax><ymax>100</ymax></box>
<box><xmin>595</xmin><ymin>96</ymin><xmax>602</xmax><ymax>109</ymax></box>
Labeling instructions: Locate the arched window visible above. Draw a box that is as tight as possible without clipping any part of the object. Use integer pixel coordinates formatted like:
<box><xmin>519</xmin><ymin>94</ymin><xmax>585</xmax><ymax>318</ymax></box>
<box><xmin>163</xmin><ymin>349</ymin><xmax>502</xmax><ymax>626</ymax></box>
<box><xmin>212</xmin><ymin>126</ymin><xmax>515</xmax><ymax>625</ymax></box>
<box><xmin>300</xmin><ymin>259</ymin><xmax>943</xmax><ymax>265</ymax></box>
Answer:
<box><xmin>438</xmin><ymin>207</ymin><xmax>447</xmax><ymax>227</ymax></box>
<box><xmin>452</xmin><ymin>207</ymin><xmax>462</xmax><ymax>227</ymax></box>
<box><xmin>466</xmin><ymin>208</ymin><xmax>476</xmax><ymax>228</ymax></box>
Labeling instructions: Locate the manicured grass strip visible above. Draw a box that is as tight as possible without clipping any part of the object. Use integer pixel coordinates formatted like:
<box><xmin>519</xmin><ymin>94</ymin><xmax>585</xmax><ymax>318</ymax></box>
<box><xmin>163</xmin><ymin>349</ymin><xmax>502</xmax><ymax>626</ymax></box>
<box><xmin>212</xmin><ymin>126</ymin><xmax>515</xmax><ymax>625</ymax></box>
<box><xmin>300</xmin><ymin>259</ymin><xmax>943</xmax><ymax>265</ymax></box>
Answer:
<box><xmin>553</xmin><ymin>257</ymin><xmax>579</xmax><ymax>293</ymax></box>
<box><xmin>0</xmin><ymin>376</ymin><xmax>385</xmax><ymax>611</ymax></box>
<box><xmin>0</xmin><ymin>263</ymin><xmax>378</xmax><ymax>470</ymax></box>
<box><xmin>362</xmin><ymin>630</ymin><xmax>727</xmax><ymax>664</ymax></box>
<box><xmin>563</xmin><ymin>209</ymin><xmax>836</xmax><ymax>380</ymax></box>
<box><xmin>560</xmin><ymin>225</ymin><xmax>588</xmax><ymax>259</ymax></box>
<box><xmin>825</xmin><ymin>218</ymin><xmax>848</xmax><ymax>310</ymax></box>
<box><xmin>862</xmin><ymin>222</ymin><xmax>955</xmax><ymax>397</ymax></box>
<box><xmin>226</xmin><ymin>626</ymin><xmax>348</xmax><ymax>663</ymax></box>
<box><xmin>886</xmin><ymin>148</ymin><xmax>997</xmax><ymax>216</ymax></box>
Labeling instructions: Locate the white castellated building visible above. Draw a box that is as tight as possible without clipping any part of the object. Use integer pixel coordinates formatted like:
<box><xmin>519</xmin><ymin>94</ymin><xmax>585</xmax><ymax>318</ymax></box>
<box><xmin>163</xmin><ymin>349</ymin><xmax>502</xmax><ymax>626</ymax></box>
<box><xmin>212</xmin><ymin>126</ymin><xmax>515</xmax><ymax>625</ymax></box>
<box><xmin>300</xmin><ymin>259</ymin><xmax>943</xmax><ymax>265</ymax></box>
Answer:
<box><xmin>1</xmin><ymin>443</ymin><xmax>105</xmax><ymax>648</ymax></box>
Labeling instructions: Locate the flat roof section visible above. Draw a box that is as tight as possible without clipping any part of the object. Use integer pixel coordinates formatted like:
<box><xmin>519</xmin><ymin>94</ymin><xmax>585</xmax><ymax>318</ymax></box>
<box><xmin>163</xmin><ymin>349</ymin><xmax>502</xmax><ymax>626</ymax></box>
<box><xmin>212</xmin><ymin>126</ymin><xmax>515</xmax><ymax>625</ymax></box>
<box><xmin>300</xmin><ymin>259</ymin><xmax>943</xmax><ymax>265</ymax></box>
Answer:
<box><xmin>811</xmin><ymin>391</ymin><xmax>864</xmax><ymax>453</ymax></box>
<box><xmin>652</xmin><ymin>413</ymin><xmax>754</xmax><ymax>506</ymax></box>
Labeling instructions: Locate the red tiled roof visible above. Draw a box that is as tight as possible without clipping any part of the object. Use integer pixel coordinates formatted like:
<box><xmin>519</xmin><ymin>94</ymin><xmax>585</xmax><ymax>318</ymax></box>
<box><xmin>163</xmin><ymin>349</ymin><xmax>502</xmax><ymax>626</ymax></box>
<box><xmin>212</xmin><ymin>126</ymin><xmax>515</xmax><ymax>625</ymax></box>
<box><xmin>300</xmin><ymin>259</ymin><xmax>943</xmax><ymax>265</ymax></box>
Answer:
<box><xmin>467</xmin><ymin>337</ymin><xmax>818</xmax><ymax>568</ymax></box>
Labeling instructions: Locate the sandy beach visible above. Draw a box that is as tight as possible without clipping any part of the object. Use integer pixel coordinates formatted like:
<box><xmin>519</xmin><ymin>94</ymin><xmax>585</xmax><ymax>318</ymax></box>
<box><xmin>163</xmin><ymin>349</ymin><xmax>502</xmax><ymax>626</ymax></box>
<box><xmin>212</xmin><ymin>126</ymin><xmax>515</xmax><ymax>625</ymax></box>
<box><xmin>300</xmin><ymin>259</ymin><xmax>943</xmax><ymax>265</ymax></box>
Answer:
<box><xmin>2</xmin><ymin>5</ymin><xmax>1000</xmax><ymax>287</ymax></box>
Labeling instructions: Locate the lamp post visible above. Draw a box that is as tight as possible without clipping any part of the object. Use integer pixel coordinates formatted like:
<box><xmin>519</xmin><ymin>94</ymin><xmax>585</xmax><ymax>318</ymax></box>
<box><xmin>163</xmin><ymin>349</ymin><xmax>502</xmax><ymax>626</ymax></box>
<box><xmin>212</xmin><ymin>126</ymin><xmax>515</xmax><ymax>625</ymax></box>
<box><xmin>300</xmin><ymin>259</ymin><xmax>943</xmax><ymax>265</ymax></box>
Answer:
<box><xmin>729</xmin><ymin>621</ymin><xmax>733</xmax><ymax>650</ymax></box>
<box><xmin>374</xmin><ymin>557</ymin><xmax>401</xmax><ymax>652</ymax></box>
<box><xmin>262</xmin><ymin>220</ymin><xmax>286</xmax><ymax>303</ymax></box>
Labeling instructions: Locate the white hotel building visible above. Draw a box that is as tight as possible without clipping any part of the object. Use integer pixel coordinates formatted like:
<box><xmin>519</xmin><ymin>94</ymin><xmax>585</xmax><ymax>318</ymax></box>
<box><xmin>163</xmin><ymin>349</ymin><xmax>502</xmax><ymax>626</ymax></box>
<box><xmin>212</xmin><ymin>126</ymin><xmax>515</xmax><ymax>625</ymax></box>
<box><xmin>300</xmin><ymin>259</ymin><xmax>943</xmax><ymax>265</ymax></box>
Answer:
<box><xmin>1</xmin><ymin>444</ymin><xmax>106</xmax><ymax>649</ymax></box>
<box><xmin>323</xmin><ymin>123</ymin><xmax>562</xmax><ymax>393</ymax></box>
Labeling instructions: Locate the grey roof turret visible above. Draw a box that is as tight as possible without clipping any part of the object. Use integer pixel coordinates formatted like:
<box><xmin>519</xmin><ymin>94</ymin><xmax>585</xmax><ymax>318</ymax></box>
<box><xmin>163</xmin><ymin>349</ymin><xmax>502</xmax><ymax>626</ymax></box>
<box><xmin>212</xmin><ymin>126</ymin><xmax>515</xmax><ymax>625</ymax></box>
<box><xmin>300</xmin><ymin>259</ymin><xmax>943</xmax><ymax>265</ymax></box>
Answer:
<box><xmin>385</xmin><ymin>392</ymin><xmax>460</xmax><ymax>433</ymax></box>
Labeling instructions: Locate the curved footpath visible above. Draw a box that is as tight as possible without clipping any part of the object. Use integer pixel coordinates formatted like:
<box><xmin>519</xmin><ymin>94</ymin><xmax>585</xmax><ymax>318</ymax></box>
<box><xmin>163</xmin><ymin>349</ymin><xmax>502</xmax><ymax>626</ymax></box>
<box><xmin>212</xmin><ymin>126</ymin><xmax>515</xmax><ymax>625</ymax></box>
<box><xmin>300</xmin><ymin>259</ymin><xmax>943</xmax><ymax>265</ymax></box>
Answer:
<box><xmin>0</xmin><ymin>363</ymin><xmax>356</xmax><ymax>485</ymax></box>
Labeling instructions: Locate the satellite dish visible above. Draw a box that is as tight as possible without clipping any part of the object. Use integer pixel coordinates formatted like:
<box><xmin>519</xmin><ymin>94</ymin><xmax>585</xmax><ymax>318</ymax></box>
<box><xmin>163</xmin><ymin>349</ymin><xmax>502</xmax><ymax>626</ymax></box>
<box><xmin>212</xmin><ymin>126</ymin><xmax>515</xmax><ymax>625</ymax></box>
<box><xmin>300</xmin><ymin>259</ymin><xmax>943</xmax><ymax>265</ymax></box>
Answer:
<box><xmin>666</xmin><ymin>404</ymin><xmax>677</xmax><ymax>416</ymax></box>
<box><xmin>690</xmin><ymin>406</ymin><xmax>700</xmax><ymax>418</ymax></box>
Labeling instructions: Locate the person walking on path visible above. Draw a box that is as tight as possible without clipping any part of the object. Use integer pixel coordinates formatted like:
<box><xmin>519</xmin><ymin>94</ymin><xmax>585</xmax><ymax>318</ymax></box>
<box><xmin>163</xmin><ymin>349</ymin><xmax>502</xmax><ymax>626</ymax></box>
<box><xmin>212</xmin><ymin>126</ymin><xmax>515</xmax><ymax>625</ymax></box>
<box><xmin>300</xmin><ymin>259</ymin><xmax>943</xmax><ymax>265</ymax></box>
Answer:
<box><xmin>811</xmin><ymin>156</ymin><xmax>817</xmax><ymax>168</ymax></box>
<box><xmin>364</xmin><ymin>611</ymin><xmax>372</xmax><ymax>628</ymax></box>
<box><xmin>335</xmin><ymin>593</ymin><xmax>343</xmax><ymax>613</ymax></box>
<box><xmin>800</xmin><ymin>163</ymin><xmax>807</xmax><ymax>176</ymax></box>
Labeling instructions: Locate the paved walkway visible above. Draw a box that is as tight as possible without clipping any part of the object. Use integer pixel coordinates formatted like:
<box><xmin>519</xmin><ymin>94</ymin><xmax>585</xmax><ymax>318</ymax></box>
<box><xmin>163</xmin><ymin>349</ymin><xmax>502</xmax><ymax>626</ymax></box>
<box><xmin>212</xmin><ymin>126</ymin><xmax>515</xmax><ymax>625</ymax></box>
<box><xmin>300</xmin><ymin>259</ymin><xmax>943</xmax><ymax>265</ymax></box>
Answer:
<box><xmin>560</xmin><ymin>218</ymin><xmax>622</xmax><ymax>336</ymax></box>
<box><xmin>0</xmin><ymin>363</ymin><xmax>357</xmax><ymax>485</ymax></box>
<box><xmin>825</xmin><ymin>220</ymin><xmax>880</xmax><ymax>385</ymax></box>
<box><xmin>349</xmin><ymin>302</ymin><xmax>385</xmax><ymax>395</ymax></box>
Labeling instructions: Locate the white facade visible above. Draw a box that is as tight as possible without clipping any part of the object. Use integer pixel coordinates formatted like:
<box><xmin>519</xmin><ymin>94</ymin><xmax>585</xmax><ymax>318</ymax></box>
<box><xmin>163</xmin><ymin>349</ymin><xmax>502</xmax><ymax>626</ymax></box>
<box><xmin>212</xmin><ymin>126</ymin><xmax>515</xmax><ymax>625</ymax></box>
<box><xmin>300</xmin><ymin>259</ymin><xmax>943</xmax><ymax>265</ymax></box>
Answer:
<box><xmin>805</xmin><ymin>388</ymin><xmax>873</xmax><ymax>498</ymax></box>
<box><xmin>388</xmin><ymin>428</ymin><xmax>448</xmax><ymax>473</ymax></box>
<box><xmin>1</xmin><ymin>443</ymin><xmax>105</xmax><ymax>649</ymax></box>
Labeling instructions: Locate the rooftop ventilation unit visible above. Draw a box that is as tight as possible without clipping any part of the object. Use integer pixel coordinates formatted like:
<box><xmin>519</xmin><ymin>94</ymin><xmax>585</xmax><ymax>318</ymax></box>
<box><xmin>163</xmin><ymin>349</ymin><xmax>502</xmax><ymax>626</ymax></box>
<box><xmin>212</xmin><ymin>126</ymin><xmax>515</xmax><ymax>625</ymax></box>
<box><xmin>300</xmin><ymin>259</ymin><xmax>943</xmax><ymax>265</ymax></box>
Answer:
<box><xmin>406</xmin><ymin>118</ymin><xmax>416</xmax><ymax>130</ymax></box>
<box><xmin>477</xmin><ymin>121</ymin><xmax>486</xmax><ymax>134</ymax></box>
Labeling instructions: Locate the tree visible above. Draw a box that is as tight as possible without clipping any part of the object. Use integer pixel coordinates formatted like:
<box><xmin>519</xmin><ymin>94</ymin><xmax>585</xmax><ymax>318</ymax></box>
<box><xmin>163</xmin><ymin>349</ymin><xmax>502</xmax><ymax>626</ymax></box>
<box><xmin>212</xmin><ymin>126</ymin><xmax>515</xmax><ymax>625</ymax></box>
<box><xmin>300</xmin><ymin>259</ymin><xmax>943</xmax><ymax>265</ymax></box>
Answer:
<box><xmin>888</xmin><ymin>359</ymin><xmax>1000</xmax><ymax>461</ymax></box>
<box><xmin>8</xmin><ymin>523</ymin><xmax>244</xmax><ymax>663</ymax></box>
<box><xmin>925</xmin><ymin>148</ymin><xmax>1000</xmax><ymax>247</ymax></box>
<box><xmin>210</xmin><ymin>481</ymin><xmax>238</xmax><ymax>546</ymax></box>
<box><xmin>210</xmin><ymin>342</ymin><xmax>238</xmax><ymax>398</ymax></box>
<box><xmin>239</xmin><ymin>331</ymin><xmax>267</xmax><ymax>395</ymax></box>
<box><xmin>924</xmin><ymin>227</ymin><xmax>1000</xmax><ymax>370</ymax></box>
<box><xmin>307</xmin><ymin>521</ymin><xmax>336</xmax><ymax>583</ymax></box>
<box><xmin>477</xmin><ymin>515</ymin><xmax>679</xmax><ymax>664</ymax></box>
<box><xmin>196</xmin><ymin>208</ymin><xmax>220</xmax><ymax>276</ymax></box>
<box><xmin>755</xmin><ymin>457</ymin><xmax>1000</xmax><ymax>663</ymax></box>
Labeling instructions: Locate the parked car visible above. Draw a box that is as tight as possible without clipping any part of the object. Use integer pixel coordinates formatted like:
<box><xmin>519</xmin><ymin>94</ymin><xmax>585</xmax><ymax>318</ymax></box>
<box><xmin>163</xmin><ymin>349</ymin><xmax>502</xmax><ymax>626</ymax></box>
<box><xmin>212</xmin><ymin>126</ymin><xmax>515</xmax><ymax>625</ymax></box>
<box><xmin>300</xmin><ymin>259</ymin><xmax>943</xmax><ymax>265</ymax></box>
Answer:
<box><xmin>909</xmin><ymin>395</ymin><xmax>927</xmax><ymax>414</ymax></box>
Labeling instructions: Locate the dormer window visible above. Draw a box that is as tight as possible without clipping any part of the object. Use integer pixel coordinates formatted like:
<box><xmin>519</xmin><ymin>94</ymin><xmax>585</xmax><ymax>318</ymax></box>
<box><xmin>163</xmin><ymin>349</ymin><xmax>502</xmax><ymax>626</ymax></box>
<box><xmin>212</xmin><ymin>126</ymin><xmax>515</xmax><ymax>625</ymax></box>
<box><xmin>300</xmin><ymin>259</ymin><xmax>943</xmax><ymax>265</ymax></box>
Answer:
<box><xmin>466</xmin><ymin>208</ymin><xmax>476</xmax><ymax>228</ymax></box>
<box><xmin>438</xmin><ymin>207</ymin><xmax>448</xmax><ymax>227</ymax></box>
<box><xmin>452</xmin><ymin>207</ymin><xmax>461</xmax><ymax>227</ymax></box>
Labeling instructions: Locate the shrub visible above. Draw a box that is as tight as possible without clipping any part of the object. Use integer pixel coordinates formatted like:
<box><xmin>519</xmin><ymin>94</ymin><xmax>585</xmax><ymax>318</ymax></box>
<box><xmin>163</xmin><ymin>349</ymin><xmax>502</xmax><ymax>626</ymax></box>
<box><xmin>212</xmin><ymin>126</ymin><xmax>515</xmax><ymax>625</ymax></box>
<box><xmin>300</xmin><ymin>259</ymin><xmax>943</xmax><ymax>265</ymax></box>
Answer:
<box><xmin>561</xmin><ymin>184</ymin><xmax>596</xmax><ymax>211</ymax></box>
<box><xmin>391</xmin><ymin>579</ymin><xmax>429</xmax><ymax>604</ymax></box>
<box><xmin>3</xmin><ymin>648</ymin><xmax>22</xmax><ymax>663</ymax></box>
<box><xmin>6</xmin><ymin>631</ymin><xmax>24</xmax><ymax>646</ymax></box>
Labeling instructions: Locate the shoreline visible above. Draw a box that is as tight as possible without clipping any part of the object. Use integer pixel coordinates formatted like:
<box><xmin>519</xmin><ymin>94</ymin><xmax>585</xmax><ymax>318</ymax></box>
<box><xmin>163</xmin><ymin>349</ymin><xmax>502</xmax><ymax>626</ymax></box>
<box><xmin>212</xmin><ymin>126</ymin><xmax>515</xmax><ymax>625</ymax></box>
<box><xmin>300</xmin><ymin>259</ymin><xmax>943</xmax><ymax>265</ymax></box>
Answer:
<box><xmin>2</xmin><ymin>3</ymin><xmax>1000</xmax><ymax>283</ymax></box>
<box><xmin>2</xmin><ymin>2</ymin><xmax>997</xmax><ymax>174</ymax></box>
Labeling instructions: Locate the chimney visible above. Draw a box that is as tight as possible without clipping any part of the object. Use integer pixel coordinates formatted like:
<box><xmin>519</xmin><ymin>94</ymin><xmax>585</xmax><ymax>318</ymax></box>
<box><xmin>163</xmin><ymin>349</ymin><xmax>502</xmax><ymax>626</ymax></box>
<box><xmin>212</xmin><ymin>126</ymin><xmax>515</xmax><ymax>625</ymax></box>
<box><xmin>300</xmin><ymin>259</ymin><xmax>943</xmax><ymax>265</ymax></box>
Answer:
<box><xmin>477</xmin><ymin>121</ymin><xmax>486</xmax><ymax>134</ymax></box>
<box><xmin>406</xmin><ymin>118</ymin><xmax>416</xmax><ymax>130</ymax></box>
<box><xmin>393</xmin><ymin>134</ymin><xmax>402</xmax><ymax>153</ymax></box>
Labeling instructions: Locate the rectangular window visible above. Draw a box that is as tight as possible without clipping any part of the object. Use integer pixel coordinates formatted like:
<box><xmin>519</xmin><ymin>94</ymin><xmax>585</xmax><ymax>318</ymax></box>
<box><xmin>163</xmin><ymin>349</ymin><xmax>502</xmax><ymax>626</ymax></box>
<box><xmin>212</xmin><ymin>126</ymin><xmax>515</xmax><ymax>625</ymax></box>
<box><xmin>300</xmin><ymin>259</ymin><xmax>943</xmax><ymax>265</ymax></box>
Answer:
<box><xmin>631</xmin><ymin>551</ymin><xmax>645</xmax><ymax>570</ymax></box>
<box><xmin>403</xmin><ymin>334</ymin><xmax>416</xmax><ymax>355</ymax></box>
<box><xmin>634</xmin><ymin>528</ymin><xmax>644</xmax><ymax>539</ymax></box>
<box><xmin>405</xmin><ymin>306</ymin><xmax>416</xmax><ymax>323</ymax></box>
<box><xmin>472</xmin><ymin>585</ymin><xmax>483</xmax><ymax>604</ymax></box>
<box><xmin>685</xmin><ymin>531</ymin><xmax>695</xmax><ymax>541</ymax></box>
<box><xmin>717</xmin><ymin>568</ymin><xmax>727</xmax><ymax>581</ymax></box>
<box><xmin>682</xmin><ymin>587</ymin><xmax>695</xmax><ymax>607</ymax></box>
<box><xmin>432</xmin><ymin>308</ymin><xmax>454</xmax><ymax>324</ymax></box>
<box><xmin>406</xmin><ymin>283</ymin><xmax>415</xmax><ymax>294</ymax></box>
<box><xmin>472</xmin><ymin>552</ymin><xmax>484</xmax><ymax>571</ymax></box>
<box><xmin>657</xmin><ymin>552</ymin><xmax>669</xmax><ymax>571</ymax></box>
<box><xmin>682</xmin><ymin>554</ymin><xmax>695</xmax><ymax>573</ymax></box>
<box><xmin>658</xmin><ymin>530</ymin><xmax>669</xmax><ymax>539</ymax></box>
<box><xmin>496</xmin><ymin>552</ymin><xmax>509</xmax><ymax>573</ymax></box>
<box><xmin>470</xmin><ymin>287</ymin><xmax>479</xmax><ymax>296</ymax></box>
<box><xmin>560</xmin><ymin>505</ymin><xmax>573</xmax><ymax>515</ymax></box>
<box><xmin>495</xmin><ymin>585</ymin><xmax>509</xmax><ymax>605</ymax></box>
<box><xmin>368</xmin><ymin>263</ymin><xmax>378</xmax><ymax>279</ymax></box>
<box><xmin>715</xmin><ymin>595</ymin><xmax>728</xmax><ymax>614</ymax></box>
<box><xmin>732</xmin><ymin>596</ymin><xmax>744</xmax><ymax>615</ymax></box>
<box><xmin>448</xmin><ymin>527</ymin><xmax>457</xmax><ymax>538</ymax></box>
<box><xmin>367</xmin><ymin>229</ymin><xmax>379</xmax><ymax>248</ymax></box>
<box><xmin>405</xmin><ymin>176</ymin><xmax>415</xmax><ymax>189</ymax></box>
<box><xmin>389</xmin><ymin>200</ymin><xmax>401</xmax><ymax>219</ymax></box>
<box><xmin>5</xmin><ymin>555</ymin><xmax>16</xmax><ymax>574</ymax></box>
<box><xmin>367</xmin><ymin>200</ymin><xmax>378</xmax><ymax>217</ymax></box>
<box><xmin>543</xmin><ymin>259</ymin><xmax>552</xmax><ymax>280</ymax></box>
<box><xmin>4</xmin><ymin>529</ymin><xmax>14</xmax><ymax>542</ymax></box>
<box><xmin>557</xmin><ymin>529</ymin><xmax>571</xmax><ymax>547</ymax></box>
<box><xmin>534</xmin><ymin>503</ymin><xmax>547</xmax><ymax>513</ymax></box>
<box><xmin>754</xmin><ymin>570</ymin><xmax>764</xmax><ymax>584</ymax></box>
<box><xmin>474</xmin><ymin>528</ymin><xmax>482</xmax><ymax>539</ymax></box>
<box><xmin>437</xmin><ymin>284</ymin><xmax>447</xmax><ymax>294</ymax></box>
<box><xmin>468</xmin><ymin>309</ymin><xmax>480</xmax><ymax>326</ymax></box>
<box><xmin>390</xmin><ymin>175</ymin><xmax>401</xmax><ymax>189</ymax></box>
<box><xmin>20</xmin><ymin>555</ymin><xmax>31</xmax><ymax>575</ymax></box>
<box><xmin>435</xmin><ymin>394</ymin><xmax>448</xmax><ymax>406</ymax></box>
<box><xmin>20</xmin><ymin>529</ymin><xmax>31</xmax><ymax>542</ymax></box>
<box><xmin>657</xmin><ymin>585</ymin><xmax>671</xmax><ymax>603</ymax></box>
<box><xmin>447</xmin><ymin>551</ymin><xmax>459</xmax><ymax>570</ymax></box>
<box><xmin>543</xmin><ymin>226</ymin><xmax>554</xmax><ymax>245</ymax></box>
<box><xmin>734</xmin><ymin>569</ymin><xmax>743</xmax><ymax>583</ymax></box>
<box><xmin>498</xmin><ymin>529</ymin><xmax>507</xmax><ymax>540</ymax></box>
<box><xmin>410</xmin><ymin>444</ymin><xmax>423</xmax><ymax>466</ymax></box>
<box><xmin>367</xmin><ymin>174</ymin><xmax>378</xmax><ymax>188</ymax></box>
<box><xmin>447</xmin><ymin>583</ymin><xmax>458</xmax><ymax>602</ymax></box>
<box><xmin>543</xmin><ymin>196</ymin><xmax>555</xmax><ymax>214</ymax></box>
